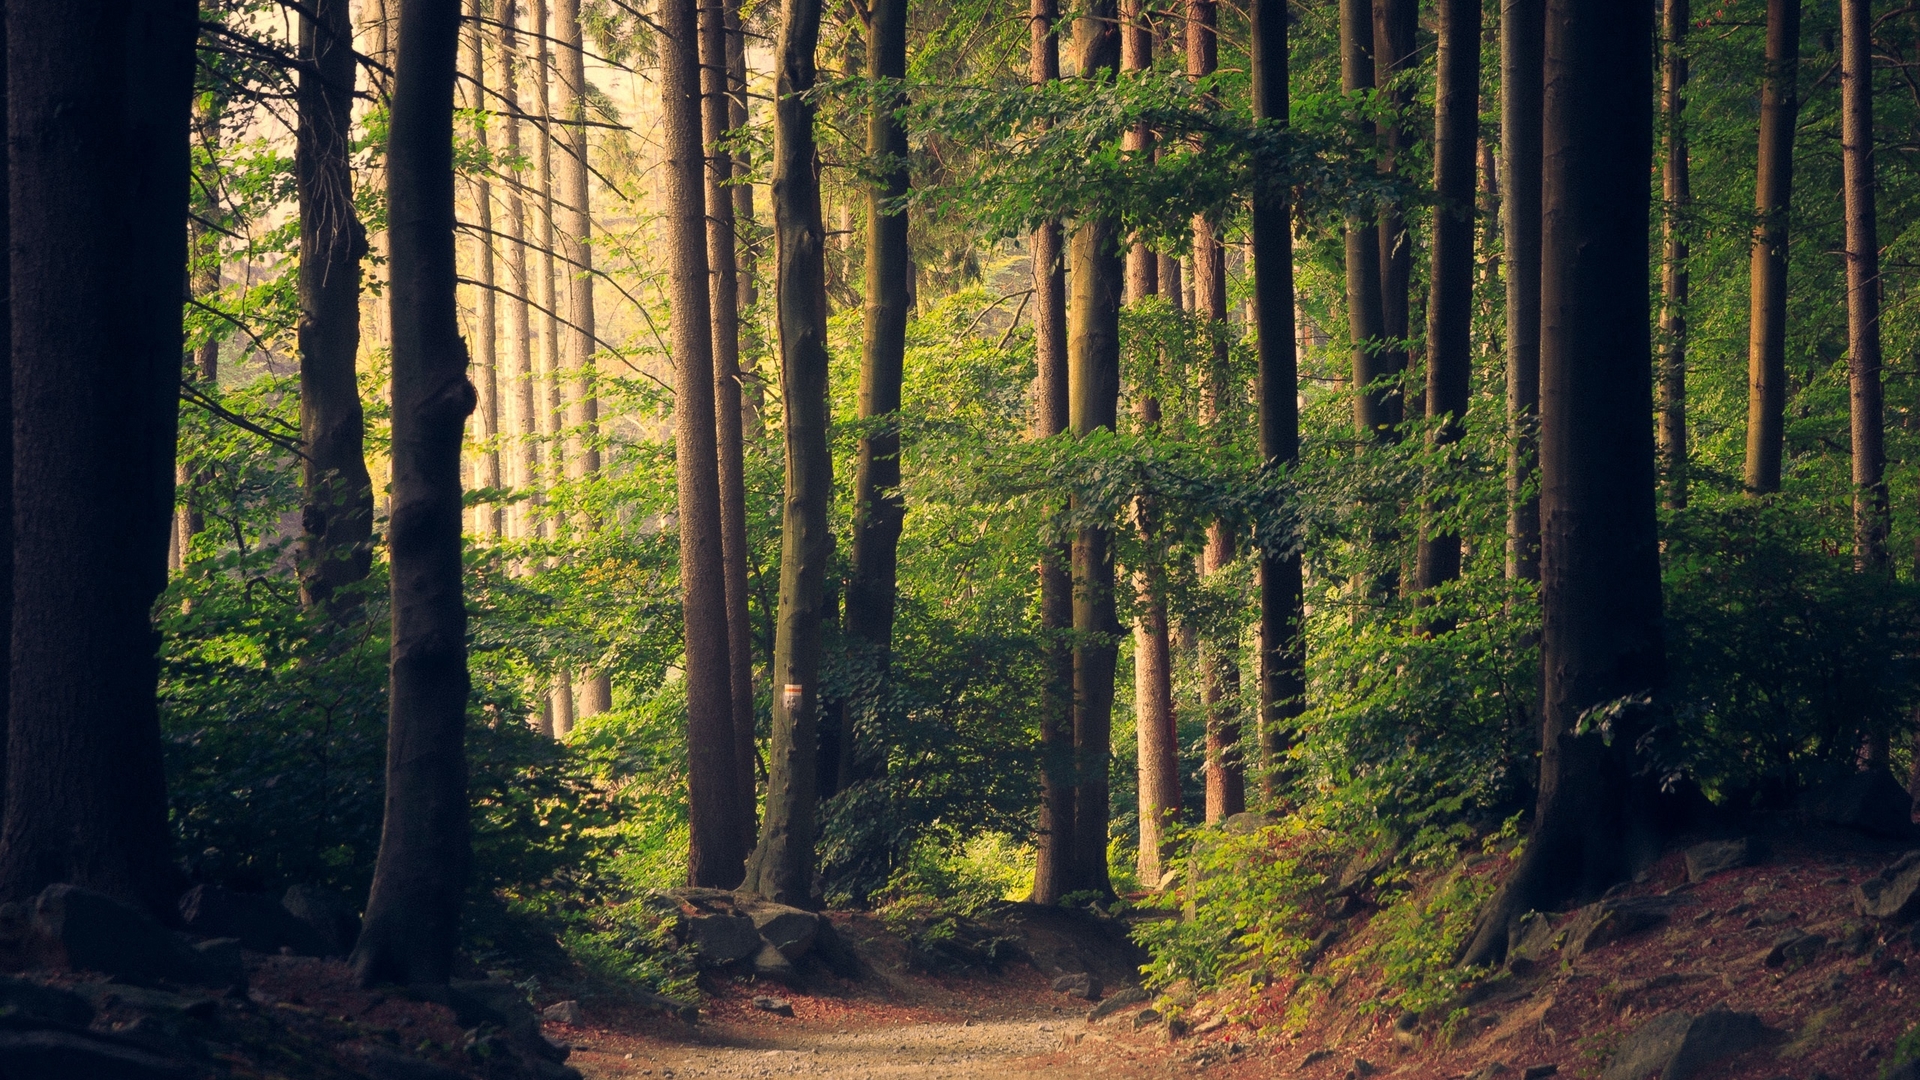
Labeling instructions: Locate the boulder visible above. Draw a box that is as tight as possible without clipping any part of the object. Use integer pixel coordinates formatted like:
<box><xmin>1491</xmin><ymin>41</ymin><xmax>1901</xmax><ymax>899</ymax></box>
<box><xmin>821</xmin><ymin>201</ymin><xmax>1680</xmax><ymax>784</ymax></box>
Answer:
<box><xmin>1857</xmin><ymin>850</ymin><xmax>1920</xmax><ymax>922</ymax></box>
<box><xmin>1683</xmin><ymin>839</ymin><xmax>1765</xmax><ymax>883</ymax></box>
<box><xmin>1051</xmin><ymin>972</ymin><xmax>1100</xmax><ymax>1000</ymax></box>
<box><xmin>1763</xmin><ymin>930</ymin><xmax>1825</xmax><ymax>968</ymax></box>
<box><xmin>679</xmin><ymin>912</ymin><xmax>760</xmax><ymax>967</ymax></box>
<box><xmin>542</xmin><ymin>1000</ymin><xmax>584</xmax><ymax>1026</ymax></box>
<box><xmin>751</xmin><ymin>995</ymin><xmax>793</xmax><ymax>1017</ymax></box>
<box><xmin>188</xmin><ymin>938</ymin><xmax>244</xmax><ymax>991</ymax></box>
<box><xmin>808</xmin><ymin>918</ymin><xmax>862</xmax><ymax>979</ymax></box>
<box><xmin>750</xmin><ymin>941</ymin><xmax>798</xmax><ymax>985</ymax></box>
<box><xmin>0</xmin><ymin>1028</ymin><xmax>197</xmax><ymax>1080</ymax></box>
<box><xmin>0</xmin><ymin>978</ymin><xmax>94</xmax><ymax>1028</ymax></box>
<box><xmin>746</xmin><ymin>904</ymin><xmax>820</xmax><ymax>961</ymax></box>
<box><xmin>279</xmin><ymin>886</ymin><xmax>360</xmax><ymax>956</ymax></box>
<box><xmin>1221</xmin><ymin>812</ymin><xmax>1274</xmax><ymax>835</ymax></box>
<box><xmin>1601</xmin><ymin>1008</ymin><xmax>1771</xmax><ymax>1080</ymax></box>
<box><xmin>1132</xmin><ymin>1008</ymin><xmax>1162</xmax><ymax>1030</ymax></box>
<box><xmin>1799</xmin><ymin>770</ymin><xmax>1916</xmax><ymax>838</ymax></box>
<box><xmin>363</xmin><ymin>1045</ymin><xmax>473</xmax><ymax>1080</ymax></box>
<box><xmin>177</xmin><ymin>885</ymin><xmax>329</xmax><ymax>957</ymax></box>
<box><xmin>1507</xmin><ymin>911</ymin><xmax>1561</xmax><ymax>965</ymax></box>
<box><xmin>1565</xmin><ymin>897</ymin><xmax>1682</xmax><ymax>961</ymax></box>
<box><xmin>27</xmin><ymin>885</ymin><xmax>223</xmax><ymax>987</ymax></box>
<box><xmin>1087</xmin><ymin>986</ymin><xmax>1148</xmax><ymax>1021</ymax></box>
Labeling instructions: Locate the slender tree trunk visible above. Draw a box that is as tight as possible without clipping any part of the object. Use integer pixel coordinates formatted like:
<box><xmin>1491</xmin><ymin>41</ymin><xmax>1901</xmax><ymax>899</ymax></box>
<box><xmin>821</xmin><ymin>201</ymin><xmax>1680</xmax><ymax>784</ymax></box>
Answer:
<box><xmin>496</xmin><ymin>4</ymin><xmax>537</xmax><ymax>542</ymax></box>
<box><xmin>0</xmin><ymin>11</ymin><xmax>8</xmax><ymax>806</ymax></box>
<box><xmin>1341</xmin><ymin>0</ymin><xmax>1388</xmax><ymax>439</ymax></box>
<box><xmin>663</xmin><ymin>0</ymin><xmax>747</xmax><ymax>889</ymax></box>
<box><xmin>703</xmin><ymin>0</ymin><xmax>759</xmax><ymax>853</ymax></box>
<box><xmin>1462</xmin><ymin>0</ymin><xmax>1659</xmax><ymax>967</ymax></box>
<box><xmin>178</xmin><ymin>100</ymin><xmax>222</xmax><ymax>566</ymax></box>
<box><xmin>1250</xmin><ymin>0</ymin><xmax>1300</xmax><ymax>810</ymax></box>
<box><xmin>742</xmin><ymin>0</ymin><xmax>832</xmax><ymax>905</ymax></box>
<box><xmin>531</xmin><ymin>0</ymin><xmax>561</xmax><ymax>530</ymax></box>
<box><xmin>1658</xmin><ymin>0</ymin><xmax>1690</xmax><ymax>510</ymax></box>
<box><xmin>1373</xmin><ymin>0</ymin><xmax>1416</xmax><ymax>427</ymax></box>
<box><xmin>726</xmin><ymin>0</ymin><xmax>763</xmax><ymax>430</ymax></box>
<box><xmin>353</xmin><ymin>0</ymin><xmax>475</xmax><ymax>985</ymax></box>
<box><xmin>1415</xmin><ymin>0</ymin><xmax>1480</xmax><ymax>598</ymax></box>
<box><xmin>1842</xmin><ymin>0</ymin><xmax>1887</xmax><ymax>572</ymax></box>
<box><xmin>464</xmin><ymin>10</ymin><xmax>502</xmax><ymax>538</ymax></box>
<box><xmin>845</xmin><ymin>0</ymin><xmax>910</xmax><ymax>774</ymax></box>
<box><xmin>1744</xmin><ymin>0</ymin><xmax>1800</xmax><ymax>496</ymax></box>
<box><xmin>1502</xmin><ymin>0</ymin><xmax>1542</xmax><ymax>582</ymax></box>
<box><xmin>298</xmin><ymin>0</ymin><xmax>375</xmax><ymax>612</ymax></box>
<box><xmin>0</xmin><ymin>0</ymin><xmax>191</xmax><ymax>911</ymax></box>
<box><xmin>1029</xmin><ymin>0</ymin><xmax>1076</xmax><ymax>907</ymax></box>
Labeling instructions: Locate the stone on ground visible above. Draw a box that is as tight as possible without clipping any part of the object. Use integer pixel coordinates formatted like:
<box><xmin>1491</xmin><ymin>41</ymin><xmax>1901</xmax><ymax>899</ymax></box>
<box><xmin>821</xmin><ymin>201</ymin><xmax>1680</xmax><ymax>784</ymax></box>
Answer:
<box><xmin>746</xmin><ymin>903</ymin><xmax>820</xmax><ymax>961</ymax></box>
<box><xmin>1798</xmin><ymin>770</ymin><xmax>1916</xmax><ymax>838</ymax></box>
<box><xmin>1564</xmin><ymin>897</ymin><xmax>1682</xmax><ymax>960</ymax></box>
<box><xmin>279</xmin><ymin>885</ymin><xmax>361</xmax><ymax>956</ymax></box>
<box><xmin>1051</xmin><ymin>972</ymin><xmax>1100</xmax><ymax>1000</ymax></box>
<box><xmin>178</xmin><ymin>884</ymin><xmax>330</xmax><ymax>957</ymax></box>
<box><xmin>1086</xmin><ymin>985</ymin><xmax>1147</xmax><ymax>1021</ymax></box>
<box><xmin>680</xmin><ymin>911</ymin><xmax>761</xmax><ymax>967</ymax></box>
<box><xmin>542</xmin><ymin>999</ymin><xmax>584</xmax><ymax>1025</ymax></box>
<box><xmin>1601</xmin><ymin>1008</ymin><xmax>1771</xmax><ymax>1080</ymax></box>
<box><xmin>1857</xmin><ymin>850</ymin><xmax>1920</xmax><ymax>922</ymax></box>
<box><xmin>752</xmin><ymin>995</ymin><xmax>794</xmax><ymax>1017</ymax></box>
<box><xmin>0</xmin><ymin>1028</ymin><xmax>198</xmax><ymax>1080</ymax></box>
<box><xmin>27</xmin><ymin>885</ymin><xmax>225</xmax><ymax>987</ymax></box>
<box><xmin>751</xmin><ymin>940</ymin><xmax>799</xmax><ymax>985</ymax></box>
<box><xmin>1683</xmin><ymin>838</ymin><xmax>1765</xmax><ymax>883</ymax></box>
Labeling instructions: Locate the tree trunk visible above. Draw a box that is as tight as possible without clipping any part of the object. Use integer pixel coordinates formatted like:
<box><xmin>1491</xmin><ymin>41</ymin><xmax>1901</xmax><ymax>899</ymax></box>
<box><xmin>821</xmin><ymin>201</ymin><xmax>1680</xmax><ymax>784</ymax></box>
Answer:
<box><xmin>0</xmin><ymin>0</ymin><xmax>191</xmax><ymax>911</ymax></box>
<box><xmin>352</xmin><ymin>0</ymin><xmax>475</xmax><ymax>985</ymax></box>
<box><xmin>1415</xmin><ymin>0</ymin><xmax>1479</xmax><ymax>598</ymax></box>
<box><xmin>703</xmin><ymin>0</ymin><xmax>759</xmax><ymax>853</ymax></box>
<box><xmin>1743</xmin><ymin>0</ymin><xmax>1799</xmax><ymax>496</ymax></box>
<box><xmin>1372</xmin><ymin>0</ymin><xmax>1416</xmax><ymax>428</ymax></box>
<box><xmin>1250</xmin><ymin>0</ymin><xmax>1300</xmax><ymax>810</ymax></box>
<box><xmin>1658</xmin><ymin>0</ymin><xmax>1690</xmax><ymax>510</ymax></box>
<box><xmin>1501</xmin><ymin>0</ymin><xmax>1542</xmax><ymax>582</ymax></box>
<box><xmin>177</xmin><ymin>100</ymin><xmax>221</xmax><ymax>567</ymax></box>
<box><xmin>495</xmin><ymin>3</ymin><xmax>537</xmax><ymax>542</ymax></box>
<box><xmin>530</xmin><ymin>0</ymin><xmax>561</xmax><ymax>531</ymax></box>
<box><xmin>1029</xmin><ymin>0</ymin><xmax>1076</xmax><ymax>907</ymax></box>
<box><xmin>1341</xmin><ymin>0</ymin><xmax>1388</xmax><ymax>440</ymax></box>
<box><xmin>1461</xmin><ymin>0</ymin><xmax>1659</xmax><ymax>968</ymax></box>
<box><xmin>463</xmin><ymin>8</ymin><xmax>502</xmax><ymax>538</ymax></box>
<box><xmin>844</xmin><ymin>0</ymin><xmax>910</xmax><ymax>770</ymax></box>
<box><xmin>1842</xmin><ymin>0</ymin><xmax>1887</xmax><ymax>572</ymax></box>
<box><xmin>742</xmin><ymin>0</ymin><xmax>832</xmax><ymax>905</ymax></box>
<box><xmin>298</xmin><ymin>0</ymin><xmax>375</xmax><ymax>613</ymax></box>
<box><xmin>662</xmin><ymin>0</ymin><xmax>747</xmax><ymax>888</ymax></box>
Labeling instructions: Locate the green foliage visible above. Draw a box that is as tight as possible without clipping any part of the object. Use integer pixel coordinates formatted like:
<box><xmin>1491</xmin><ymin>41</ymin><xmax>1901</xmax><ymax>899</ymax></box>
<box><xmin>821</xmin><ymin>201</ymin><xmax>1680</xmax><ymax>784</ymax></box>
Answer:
<box><xmin>1135</xmin><ymin>821</ymin><xmax>1324</xmax><ymax>993</ymax></box>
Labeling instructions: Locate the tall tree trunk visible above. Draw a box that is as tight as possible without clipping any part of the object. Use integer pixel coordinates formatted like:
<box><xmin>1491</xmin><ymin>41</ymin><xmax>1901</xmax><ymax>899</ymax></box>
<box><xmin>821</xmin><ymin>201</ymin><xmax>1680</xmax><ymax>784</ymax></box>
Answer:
<box><xmin>463</xmin><ymin>9</ymin><xmax>502</xmax><ymax>538</ymax></box>
<box><xmin>531</xmin><ymin>0</ymin><xmax>560</xmax><ymax>529</ymax></box>
<box><xmin>298</xmin><ymin>0</ymin><xmax>375</xmax><ymax>612</ymax></box>
<box><xmin>1461</xmin><ymin>0</ymin><xmax>1659</xmax><ymax>967</ymax></box>
<box><xmin>1416</xmin><ymin>0</ymin><xmax>1480</xmax><ymax>598</ymax></box>
<box><xmin>178</xmin><ymin>100</ymin><xmax>222</xmax><ymax>567</ymax></box>
<box><xmin>1842</xmin><ymin>0</ymin><xmax>1887</xmax><ymax>572</ymax></box>
<box><xmin>1658</xmin><ymin>0</ymin><xmax>1689</xmax><ymax>510</ymax></box>
<box><xmin>0</xmin><ymin>0</ymin><xmax>191</xmax><ymax>911</ymax></box>
<box><xmin>1069</xmin><ymin>0</ymin><xmax>1122</xmax><ymax>896</ymax></box>
<box><xmin>845</xmin><ymin>0</ymin><xmax>910</xmax><ymax>769</ymax></box>
<box><xmin>1372</xmin><ymin>0</ymin><xmax>1416</xmax><ymax>427</ymax></box>
<box><xmin>1251</xmin><ymin>0</ymin><xmax>1299</xmax><ymax>810</ymax></box>
<box><xmin>703</xmin><ymin>0</ymin><xmax>759</xmax><ymax>854</ymax></box>
<box><xmin>1743</xmin><ymin>0</ymin><xmax>1800</xmax><ymax>496</ymax></box>
<box><xmin>1501</xmin><ymin>0</ymin><xmax>1542</xmax><ymax>581</ymax></box>
<box><xmin>352</xmin><ymin>0</ymin><xmax>475</xmax><ymax>985</ymax></box>
<box><xmin>1341</xmin><ymin>0</ymin><xmax>1388</xmax><ymax>440</ymax></box>
<box><xmin>726</xmin><ymin>0</ymin><xmax>763</xmax><ymax>429</ymax></box>
<box><xmin>1029</xmin><ymin>0</ymin><xmax>1076</xmax><ymax>906</ymax></box>
<box><xmin>496</xmin><ymin>3</ymin><xmax>537</xmax><ymax>542</ymax></box>
<box><xmin>742</xmin><ymin>0</ymin><xmax>831</xmax><ymax>905</ymax></box>
<box><xmin>664</xmin><ymin>0</ymin><xmax>747</xmax><ymax>889</ymax></box>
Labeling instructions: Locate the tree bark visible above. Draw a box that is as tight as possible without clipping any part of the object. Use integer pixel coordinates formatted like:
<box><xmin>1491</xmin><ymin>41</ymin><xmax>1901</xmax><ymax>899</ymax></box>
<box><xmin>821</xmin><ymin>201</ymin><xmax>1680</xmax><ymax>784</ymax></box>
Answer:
<box><xmin>1501</xmin><ymin>0</ymin><xmax>1542</xmax><ymax>582</ymax></box>
<box><xmin>703</xmin><ymin>0</ymin><xmax>759</xmax><ymax>853</ymax></box>
<box><xmin>1029</xmin><ymin>0</ymin><xmax>1076</xmax><ymax>907</ymax></box>
<box><xmin>1372</xmin><ymin>0</ymin><xmax>1416</xmax><ymax>428</ymax></box>
<box><xmin>0</xmin><ymin>0</ymin><xmax>191</xmax><ymax>911</ymax></box>
<box><xmin>1842</xmin><ymin>0</ymin><xmax>1887</xmax><ymax>572</ymax></box>
<box><xmin>352</xmin><ymin>0</ymin><xmax>476</xmax><ymax>985</ymax></box>
<box><xmin>298</xmin><ymin>0</ymin><xmax>375</xmax><ymax>612</ymax></box>
<box><xmin>1658</xmin><ymin>0</ymin><xmax>1690</xmax><ymax>510</ymax></box>
<box><xmin>530</xmin><ymin>0</ymin><xmax>561</xmax><ymax>534</ymax></box>
<box><xmin>1461</xmin><ymin>0</ymin><xmax>1659</xmax><ymax>967</ymax></box>
<box><xmin>1743</xmin><ymin>0</ymin><xmax>1799</xmax><ymax>496</ymax></box>
<box><xmin>1341</xmin><ymin>0</ymin><xmax>1388</xmax><ymax>441</ymax></box>
<box><xmin>1250</xmin><ymin>0</ymin><xmax>1300</xmax><ymax>810</ymax></box>
<box><xmin>463</xmin><ymin>8</ymin><xmax>502</xmax><ymax>538</ymax></box>
<box><xmin>742</xmin><ymin>0</ymin><xmax>832</xmax><ymax>905</ymax></box>
<box><xmin>495</xmin><ymin>3</ymin><xmax>537</xmax><ymax>542</ymax></box>
<box><xmin>1416</xmin><ymin>0</ymin><xmax>1480</xmax><ymax>598</ymax></box>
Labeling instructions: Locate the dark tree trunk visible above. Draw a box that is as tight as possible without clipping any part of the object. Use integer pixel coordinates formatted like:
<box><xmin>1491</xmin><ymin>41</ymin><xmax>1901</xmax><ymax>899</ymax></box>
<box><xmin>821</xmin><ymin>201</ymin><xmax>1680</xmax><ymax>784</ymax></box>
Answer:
<box><xmin>0</xmin><ymin>0</ymin><xmax>191</xmax><ymax>912</ymax></box>
<box><xmin>1743</xmin><ymin>0</ymin><xmax>1799</xmax><ymax>496</ymax></box>
<box><xmin>844</xmin><ymin>0</ymin><xmax>910</xmax><ymax>770</ymax></box>
<box><xmin>352</xmin><ymin>0</ymin><xmax>475</xmax><ymax>985</ymax></box>
<box><xmin>1461</xmin><ymin>0</ymin><xmax>1659</xmax><ymax>968</ymax></box>
<box><xmin>1658</xmin><ymin>0</ymin><xmax>1689</xmax><ymax>510</ymax></box>
<box><xmin>1841</xmin><ymin>0</ymin><xmax>1886</xmax><ymax>571</ymax></box>
<box><xmin>1501</xmin><ymin>0</ymin><xmax>1542</xmax><ymax>582</ymax></box>
<box><xmin>742</xmin><ymin>0</ymin><xmax>831</xmax><ymax>905</ymax></box>
<box><xmin>1372</xmin><ymin>0</ymin><xmax>1415</xmax><ymax>428</ymax></box>
<box><xmin>462</xmin><ymin>7</ymin><xmax>502</xmax><ymax>538</ymax></box>
<box><xmin>664</xmin><ymin>0</ymin><xmax>747</xmax><ymax>888</ymax></box>
<box><xmin>1341</xmin><ymin>0</ymin><xmax>1388</xmax><ymax>440</ymax></box>
<box><xmin>1415</xmin><ymin>0</ymin><xmax>1480</xmax><ymax>598</ymax></box>
<box><xmin>297</xmin><ymin>0</ymin><xmax>374</xmax><ymax>613</ymax></box>
<box><xmin>702</xmin><ymin>0</ymin><xmax>759</xmax><ymax>854</ymax></box>
<box><xmin>1029</xmin><ymin>0</ymin><xmax>1075</xmax><ymax>907</ymax></box>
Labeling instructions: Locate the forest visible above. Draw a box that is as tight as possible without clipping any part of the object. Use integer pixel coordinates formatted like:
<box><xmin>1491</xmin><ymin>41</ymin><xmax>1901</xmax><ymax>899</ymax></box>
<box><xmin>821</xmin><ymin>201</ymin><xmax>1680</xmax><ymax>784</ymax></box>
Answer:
<box><xmin>6</xmin><ymin>0</ymin><xmax>1920</xmax><ymax>1075</ymax></box>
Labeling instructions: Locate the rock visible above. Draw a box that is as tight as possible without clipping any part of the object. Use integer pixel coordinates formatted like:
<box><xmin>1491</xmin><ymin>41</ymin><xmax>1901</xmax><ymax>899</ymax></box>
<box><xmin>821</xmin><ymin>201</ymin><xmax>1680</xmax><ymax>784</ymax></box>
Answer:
<box><xmin>679</xmin><ymin>912</ymin><xmax>761</xmax><ymax>967</ymax></box>
<box><xmin>1564</xmin><ymin>897</ymin><xmax>1682</xmax><ymax>961</ymax></box>
<box><xmin>1353</xmin><ymin>1057</ymin><xmax>1379</xmax><ymax>1077</ymax></box>
<box><xmin>746</xmin><ymin>904</ymin><xmax>820</xmax><ymax>961</ymax></box>
<box><xmin>751</xmin><ymin>995</ymin><xmax>793</xmax><ymax>1017</ymax></box>
<box><xmin>1884</xmin><ymin>1061</ymin><xmax>1920</xmax><ymax>1080</ymax></box>
<box><xmin>632</xmin><ymin>990</ymin><xmax>699</xmax><ymax>1025</ymax></box>
<box><xmin>1301</xmin><ymin>1048</ymin><xmax>1336</xmax><ymax>1067</ymax></box>
<box><xmin>177</xmin><ymin>885</ymin><xmax>329</xmax><ymax>957</ymax></box>
<box><xmin>1521</xmin><ymin>1067</ymin><xmax>1557</xmax><ymax>1080</ymax></box>
<box><xmin>750</xmin><ymin>941</ymin><xmax>798</xmax><ymax>985</ymax></box>
<box><xmin>0</xmin><ymin>1028</ymin><xmax>197</xmax><ymax>1079</ymax></box>
<box><xmin>808</xmin><ymin>918</ymin><xmax>862</xmax><ymax>979</ymax></box>
<box><xmin>0</xmin><ymin>977</ymin><xmax>95</xmax><ymax>1027</ymax></box>
<box><xmin>1300</xmin><ymin>927</ymin><xmax>1341</xmax><ymax>968</ymax></box>
<box><xmin>363</xmin><ymin>1045</ymin><xmax>473</xmax><ymax>1080</ymax></box>
<box><xmin>1799</xmin><ymin>770</ymin><xmax>1916</xmax><ymax>838</ymax></box>
<box><xmin>1857</xmin><ymin>851</ymin><xmax>1920</xmax><ymax>922</ymax></box>
<box><xmin>188</xmin><ymin>939</ymin><xmax>243</xmax><ymax>990</ymax></box>
<box><xmin>1222</xmin><ymin>812</ymin><xmax>1273</xmax><ymax>835</ymax></box>
<box><xmin>1132</xmin><ymin>1008</ymin><xmax>1162</xmax><ymax>1030</ymax></box>
<box><xmin>26</xmin><ymin>885</ymin><xmax>224</xmax><ymax>987</ymax></box>
<box><xmin>1763</xmin><ymin>930</ymin><xmax>1826</xmax><ymax>968</ymax></box>
<box><xmin>438</xmin><ymin>978</ymin><xmax>571</xmax><ymax>1065</ymax></box>
<box><xmin>1683</xmin><ymin>839</ymin><xmax>1765</xmax><ymax>883</ymax></box>
<box><xmin>1087</xmin><ymin>986</ymin><xmax>1147</xmax><ymax>1021</ymax></box>
<box><xmin>279</xmin><ymin>885</ymin><xmax>360</xmax><ymax>956</ymax></box>
<box><xmin>1601</xmin><ymin>1008</ymin><xmax>1772</xmax><ymax>1080</ymax></box>
<box><xmin>542</xmin><ymin>1000</ymin><xmax>584</xmax><ymax>1025</ymax></box>
<box><xmin>1465</xmin><ymin>1065</ymin><xmax>1511</xmax><ymax>1080</ymax></box>
<box><xmin>1051</xmin><ymin>972</ymin><xmax>1100</xmax><ymax>1000</ymax></box>
<box><xmin>1507</xmin><ymin>911</ymin><xmax>1561</xmax><ymax>965</ymax></box>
